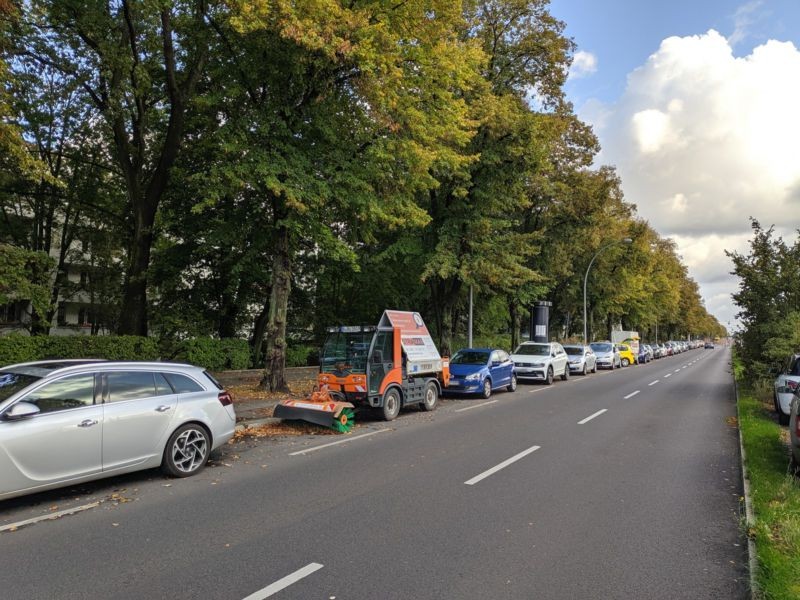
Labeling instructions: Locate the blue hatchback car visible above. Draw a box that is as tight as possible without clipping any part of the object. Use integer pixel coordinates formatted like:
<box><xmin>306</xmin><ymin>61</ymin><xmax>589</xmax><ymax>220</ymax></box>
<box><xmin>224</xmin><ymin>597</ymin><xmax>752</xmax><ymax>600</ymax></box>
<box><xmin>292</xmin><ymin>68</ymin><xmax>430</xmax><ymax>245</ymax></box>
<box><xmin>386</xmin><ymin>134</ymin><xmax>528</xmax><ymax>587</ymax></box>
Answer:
<box><xmin>446</xmin><ymin>348</ymin><xmax>516</xmax><ymax>398</ymax></box>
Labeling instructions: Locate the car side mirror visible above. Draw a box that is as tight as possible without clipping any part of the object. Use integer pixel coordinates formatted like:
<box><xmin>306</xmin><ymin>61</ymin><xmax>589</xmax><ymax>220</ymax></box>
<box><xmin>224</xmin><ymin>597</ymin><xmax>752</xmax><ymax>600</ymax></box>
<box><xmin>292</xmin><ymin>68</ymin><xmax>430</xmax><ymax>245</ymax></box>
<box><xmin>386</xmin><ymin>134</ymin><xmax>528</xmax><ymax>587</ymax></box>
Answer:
<box><xmin>551</xmin><ymin>352</ymin><xmax>556</xmax><ymax>358</ymax></box>
<box><xmin>4</xmin><ymin>401</ymin><xmax>40</xmax><ymax>421</ymax></box>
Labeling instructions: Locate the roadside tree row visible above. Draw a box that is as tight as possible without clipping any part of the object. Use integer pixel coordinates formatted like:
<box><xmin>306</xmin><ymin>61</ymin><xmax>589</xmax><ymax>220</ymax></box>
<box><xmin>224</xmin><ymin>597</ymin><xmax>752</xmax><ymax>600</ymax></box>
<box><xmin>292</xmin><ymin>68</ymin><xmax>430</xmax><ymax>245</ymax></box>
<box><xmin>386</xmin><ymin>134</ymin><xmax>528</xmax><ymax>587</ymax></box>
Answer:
<box><xmin>0</xmin><ymin>0</ymin><xmax>725</xmax><ymax>388</ymax></box>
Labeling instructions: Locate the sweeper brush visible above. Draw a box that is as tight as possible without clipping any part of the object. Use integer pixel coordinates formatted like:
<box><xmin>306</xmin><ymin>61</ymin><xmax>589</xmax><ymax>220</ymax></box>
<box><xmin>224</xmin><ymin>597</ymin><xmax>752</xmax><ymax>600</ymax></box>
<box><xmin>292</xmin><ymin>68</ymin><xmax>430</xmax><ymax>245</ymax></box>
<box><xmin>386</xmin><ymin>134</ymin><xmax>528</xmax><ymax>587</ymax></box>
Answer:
<box><xmin>273</xmin><ymin>386</ymin><xmax>356</xmax><ymax>433</ymax></box>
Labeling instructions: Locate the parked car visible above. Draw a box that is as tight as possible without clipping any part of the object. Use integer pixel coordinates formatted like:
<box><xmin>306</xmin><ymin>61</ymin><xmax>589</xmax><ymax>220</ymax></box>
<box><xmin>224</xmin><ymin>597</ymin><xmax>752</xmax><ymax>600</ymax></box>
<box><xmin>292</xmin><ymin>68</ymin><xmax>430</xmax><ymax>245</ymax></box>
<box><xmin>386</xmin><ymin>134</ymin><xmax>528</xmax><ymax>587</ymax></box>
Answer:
<box><xmin>511</xmin><ymin>341</ymin><xmax>569</xmax><ymax>385</ymax></box>
<box><xmin>637</xmin><ymin>345</ymin><xmax>651</xmax><ymax>364</ymax></box>
<box><xmin>788</xmin><ymin>385</ymin><xmax>800</xmax><ymax>469</ymax></box>
<box><xmin>447</xmin><ymin>348</ymin><xmax>516</xmax><ymax>398</ymax></box>
<box><xmin>590</xmin><ymin>341</ymin><xmax>621</xmax><ymax>370</ymax></box>
<box><xmin>704</xmin><ymin>341</ymin><xmax>715</xmax><ymax>349</ymax></box>
<box><xmin>617</xmin><ymin>343</ymin><xmax>636</xmax><ymax>367</ymax></box>
<box><xmin>774</xmin><ymin>354</ymin><xmax>800</xmax><ymax>425</ymax></box>
<box><xmin>563</xmin><ymin>344</ymin><xmax>597</xmax><ymax>375</ymax></box>
<box><xmin>0</xmin><ymin>360</ymin><xmax>237</xmax><ymax>501</ymax></box>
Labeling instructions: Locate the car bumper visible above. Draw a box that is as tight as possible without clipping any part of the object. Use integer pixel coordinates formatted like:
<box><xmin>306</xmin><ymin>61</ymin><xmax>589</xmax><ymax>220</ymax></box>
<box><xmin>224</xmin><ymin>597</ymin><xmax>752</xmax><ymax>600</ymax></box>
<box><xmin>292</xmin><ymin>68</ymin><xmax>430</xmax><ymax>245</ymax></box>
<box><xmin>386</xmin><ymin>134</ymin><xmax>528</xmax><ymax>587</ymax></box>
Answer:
<box><xmin>515</xmin><ymin>368</ymin><xmax>546</xmax><ymax>380</ymax></box>
<box><xmin>568</xmin><ymin>362</ymin><xmax>585</xmax><ymax>372</ymax></box>
<box><xmin>446</xmin><ymin>379</ymin><xmax>484</xmax><ymax>393</ymax></box>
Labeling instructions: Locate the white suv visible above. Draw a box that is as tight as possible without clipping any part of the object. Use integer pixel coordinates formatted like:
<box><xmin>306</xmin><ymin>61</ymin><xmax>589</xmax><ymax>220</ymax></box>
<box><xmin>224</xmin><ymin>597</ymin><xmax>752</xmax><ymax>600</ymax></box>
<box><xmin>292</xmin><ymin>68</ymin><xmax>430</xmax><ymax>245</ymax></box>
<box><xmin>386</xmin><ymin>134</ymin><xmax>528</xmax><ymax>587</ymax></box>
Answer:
<box><xmin>774</xmin><ymin>354</ymin><xmax>800</xmax><ymax>425</ymax></box>
<box><xmin>511</xmin><ymin>342</ymin><xmax>569</xmax><ymax>385</ymax></box>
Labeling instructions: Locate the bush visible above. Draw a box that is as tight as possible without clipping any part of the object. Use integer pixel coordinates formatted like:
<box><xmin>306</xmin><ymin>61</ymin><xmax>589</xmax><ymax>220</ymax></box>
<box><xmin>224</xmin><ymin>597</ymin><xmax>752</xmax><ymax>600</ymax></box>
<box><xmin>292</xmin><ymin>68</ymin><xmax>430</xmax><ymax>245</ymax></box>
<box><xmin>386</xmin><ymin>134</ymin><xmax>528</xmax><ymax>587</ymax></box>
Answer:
<box><xmin>174</xmin><ymin>338</ymin><xmax>251</xmax><ymax>371</ymax></box>
<box><xmin>286</xmin><ymin>344</ymin><xmax>316</xmax><ymax>367</ymax></box>
<box><xmin>0</xmin><ymin>334</ymin><xmax>160</xmax><ymax>365</ymax></box>
<box><xmin>451</xmin><ymin>334</ymin><xmax>513</xmax><ymax>353</ymax></box>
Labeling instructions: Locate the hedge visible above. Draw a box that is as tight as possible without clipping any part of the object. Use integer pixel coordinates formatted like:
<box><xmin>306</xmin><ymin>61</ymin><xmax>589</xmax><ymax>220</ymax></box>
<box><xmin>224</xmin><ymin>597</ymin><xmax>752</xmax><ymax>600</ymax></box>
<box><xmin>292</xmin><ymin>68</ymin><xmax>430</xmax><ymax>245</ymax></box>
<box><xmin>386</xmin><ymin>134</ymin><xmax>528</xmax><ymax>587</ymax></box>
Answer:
<box><xmin>0</xmin><ymin>334</ymin><xmax>250</xmax><ymax>371</ymax></box>
<box><xmin>172</xmin><ymin>338</ymin><xmax>251</xmax><ymax>371</ymax></box>
<box><xmin>0</xmin><ymin>334</ymin><xmax>160</xmax><ymax>365</ymax></box>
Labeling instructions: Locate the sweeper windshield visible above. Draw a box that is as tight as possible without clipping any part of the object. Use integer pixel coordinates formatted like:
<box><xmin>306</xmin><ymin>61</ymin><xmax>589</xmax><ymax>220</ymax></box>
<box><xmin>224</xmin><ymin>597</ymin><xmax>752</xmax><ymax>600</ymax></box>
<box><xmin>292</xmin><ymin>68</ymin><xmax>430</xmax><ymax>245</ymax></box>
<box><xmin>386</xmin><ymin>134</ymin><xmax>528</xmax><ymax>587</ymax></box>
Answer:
<box><xmin>320</xmin><ymin>329</ymin><xmax>374</xmax><ymax>374</ymax></box>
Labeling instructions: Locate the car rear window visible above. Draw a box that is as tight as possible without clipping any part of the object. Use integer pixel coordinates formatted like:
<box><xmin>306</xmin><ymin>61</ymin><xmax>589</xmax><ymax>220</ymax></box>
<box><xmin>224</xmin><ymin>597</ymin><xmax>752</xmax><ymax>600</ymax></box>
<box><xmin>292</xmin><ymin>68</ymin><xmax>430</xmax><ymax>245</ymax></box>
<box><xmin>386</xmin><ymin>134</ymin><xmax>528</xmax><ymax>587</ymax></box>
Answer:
<box><xmin>163</xmin><ymin>373</ymin><xmax>204</xmax><ymax>393</ymax></box>
<box><xmin>202</xmin><ymin>371</ymin><xmax>224</xmax><ymax>390</ymax></box>
<box><xmin>0</xmin><ymin>371</ymin><xmax>41</xmax><ymax>402</ymax></box>
<box><xmin>790</xmin><ymin>358</ymin><xmax>800</xmax><ymax>377</ymax></box>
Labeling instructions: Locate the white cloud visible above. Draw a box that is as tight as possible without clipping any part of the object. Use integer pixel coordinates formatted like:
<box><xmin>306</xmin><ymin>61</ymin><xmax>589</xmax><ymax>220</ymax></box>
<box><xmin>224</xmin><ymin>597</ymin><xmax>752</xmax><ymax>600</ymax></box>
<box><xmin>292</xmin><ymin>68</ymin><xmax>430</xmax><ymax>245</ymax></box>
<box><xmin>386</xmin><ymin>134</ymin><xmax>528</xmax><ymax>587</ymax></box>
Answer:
<box><xmin>583</xmin><ymin>29</ymin><xmax>800</xmax><ymax>328</ymax></box>
<box><xmin>569</xmin><ymin>51</ymin><xmax>598</xmax><ymax>80</ymax></box>
<box><xmin>729</xmin><ymin>1</ymin><xmax>765</xmax><ymax>47</ymax></box>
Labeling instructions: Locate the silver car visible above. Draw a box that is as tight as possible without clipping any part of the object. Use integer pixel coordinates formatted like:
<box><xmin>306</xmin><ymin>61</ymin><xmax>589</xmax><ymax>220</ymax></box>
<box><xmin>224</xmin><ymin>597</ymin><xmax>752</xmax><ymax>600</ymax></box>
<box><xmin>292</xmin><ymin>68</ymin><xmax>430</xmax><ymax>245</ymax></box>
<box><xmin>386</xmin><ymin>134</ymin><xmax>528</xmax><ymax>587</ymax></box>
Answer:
<box><xmin>563</xmin><ymin>344</ymin><xmax>597</xmax><ymax>375</ymax></box>
<box><xmin>590</xmin><ymin>341</ymin><xmax>621</xmax><ymax>370</ymax></box>
<box><xmin>0</xmin><ymin>360</ymin><xmax>236</xmax><ymax>500</ymax></box>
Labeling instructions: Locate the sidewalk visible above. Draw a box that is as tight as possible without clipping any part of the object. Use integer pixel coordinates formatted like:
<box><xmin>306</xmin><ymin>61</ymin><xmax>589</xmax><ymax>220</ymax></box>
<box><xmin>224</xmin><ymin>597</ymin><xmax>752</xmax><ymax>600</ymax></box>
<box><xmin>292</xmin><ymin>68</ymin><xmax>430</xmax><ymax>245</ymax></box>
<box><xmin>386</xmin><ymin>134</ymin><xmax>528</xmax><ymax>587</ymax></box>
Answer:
<box><xmin>215</xmin><ymin>366</ymin><xmax>318</xmax><ymax>430</ymax></box>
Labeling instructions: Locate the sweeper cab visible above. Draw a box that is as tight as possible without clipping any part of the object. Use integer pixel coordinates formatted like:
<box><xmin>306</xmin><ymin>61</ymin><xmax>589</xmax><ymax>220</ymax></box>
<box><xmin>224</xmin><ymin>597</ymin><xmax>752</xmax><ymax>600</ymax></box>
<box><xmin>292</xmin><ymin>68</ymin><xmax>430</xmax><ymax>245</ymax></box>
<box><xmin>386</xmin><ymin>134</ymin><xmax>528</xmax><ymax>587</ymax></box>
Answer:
<box><xmin>274</xmin><ymin>310</ymin><xmax>450</xmax><ymax>432</ymax></box>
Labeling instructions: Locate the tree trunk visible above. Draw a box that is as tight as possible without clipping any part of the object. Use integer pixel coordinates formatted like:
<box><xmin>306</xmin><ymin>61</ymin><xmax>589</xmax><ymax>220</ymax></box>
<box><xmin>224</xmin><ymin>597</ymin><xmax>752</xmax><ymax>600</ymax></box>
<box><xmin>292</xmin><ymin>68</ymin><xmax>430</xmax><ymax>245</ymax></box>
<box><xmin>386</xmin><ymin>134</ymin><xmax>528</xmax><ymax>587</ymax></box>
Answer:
<box><xmin>439</xmin><ymin>302</ymin><xmax>453</xmax><ymax>357</ymax></box>
<box><xmin>260</xmin><ymin>224</ymin><xmax>292</xmax><ymax>392</ymax></box>
<box><xmin>118</xmin><ymin>203</ymin><xmax>156</xmax><ymax>335</ymax></box>
<box><xmin>509</xmin><ymin>299</ymin><xmax>520</xmax><ymax>350</ymax></box>
<box><xmin>250</xmin><ymin>296</ymin><xmax>271</xmax><ymax>367</ymax></box>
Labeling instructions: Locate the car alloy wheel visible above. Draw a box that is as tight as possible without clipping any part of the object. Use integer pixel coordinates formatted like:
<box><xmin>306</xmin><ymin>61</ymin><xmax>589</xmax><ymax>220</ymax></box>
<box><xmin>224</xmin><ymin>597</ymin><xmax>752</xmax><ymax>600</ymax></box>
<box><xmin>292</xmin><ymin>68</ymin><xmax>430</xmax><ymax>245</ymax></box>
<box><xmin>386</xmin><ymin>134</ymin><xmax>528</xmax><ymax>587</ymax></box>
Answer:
<box><xmin>163</xmin><ymin>424</ymin><xmax>210</xmax><ymax>477</ymax></box>
<box><xmin>507</xmin><ymin>374</ymin><xmax>517</xmax><ymax>392</ymax></box>
<box><xmin>482</xmin><ymin>378</ymin><xmax>492</xmax><ymax>399</ymax></box>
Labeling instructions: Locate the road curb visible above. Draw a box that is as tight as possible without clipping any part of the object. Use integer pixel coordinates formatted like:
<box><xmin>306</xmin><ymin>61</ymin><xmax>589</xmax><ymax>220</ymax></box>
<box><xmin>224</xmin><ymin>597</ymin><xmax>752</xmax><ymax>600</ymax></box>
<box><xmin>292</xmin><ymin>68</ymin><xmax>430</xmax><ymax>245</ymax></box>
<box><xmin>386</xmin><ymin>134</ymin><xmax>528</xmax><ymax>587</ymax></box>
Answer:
<box><xmin>235</xmin><ymin>417</ymin><xmax>281</xmax><ymax>431</ymax></box>
<box><xmin>733</xmin><ymin>366</ymin><xmax>759</xmax><ymax>599</ymax></box>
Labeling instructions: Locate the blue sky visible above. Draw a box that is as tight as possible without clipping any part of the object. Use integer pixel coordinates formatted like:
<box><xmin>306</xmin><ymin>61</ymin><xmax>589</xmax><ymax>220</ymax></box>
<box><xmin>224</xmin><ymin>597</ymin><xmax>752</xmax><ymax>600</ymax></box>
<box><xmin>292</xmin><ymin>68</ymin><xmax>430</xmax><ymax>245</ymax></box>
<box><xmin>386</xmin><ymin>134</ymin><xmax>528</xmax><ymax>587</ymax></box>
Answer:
<box><xmin>545</xmin><ymin>0</ymin><xmax>800</xmax><ymax>330</ymax></box>
<box><xmin>551</xmin><ymin>0</ymin><xmax>800</xmax><ymax>104</ymax></box>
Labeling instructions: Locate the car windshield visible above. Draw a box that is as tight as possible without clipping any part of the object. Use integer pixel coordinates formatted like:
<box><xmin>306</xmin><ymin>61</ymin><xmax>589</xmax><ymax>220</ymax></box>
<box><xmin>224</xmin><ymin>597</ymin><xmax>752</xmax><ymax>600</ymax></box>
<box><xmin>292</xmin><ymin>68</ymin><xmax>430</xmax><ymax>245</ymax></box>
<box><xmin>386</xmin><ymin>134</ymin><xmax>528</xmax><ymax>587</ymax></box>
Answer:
<box><xmin>514</xmin><ymin>344</ymin><xmax>549</xmax><ymax>356</ymax></box>
<box><xmin>591</xmin><ymin>343</ymin><xmax>612</xmax><ymax>353</ymax></box>
<box><xmin>451</xmin><ymin>351</ymin><xmax>490</xmax><ymax>365</ymax></box>
<box><xmin>320</xmin><ymin>331</ymin><xmax>373</xmax><ymax>373</ymax></box>
<box><xmin>0</xmin><ymin>371</ymin><xmax>41</xmax><ymax>402</ymax></box>
<box><xmin>564</xmin><ymin>347</ymin><xmax>584</xmax><ymax>356</ymax></box>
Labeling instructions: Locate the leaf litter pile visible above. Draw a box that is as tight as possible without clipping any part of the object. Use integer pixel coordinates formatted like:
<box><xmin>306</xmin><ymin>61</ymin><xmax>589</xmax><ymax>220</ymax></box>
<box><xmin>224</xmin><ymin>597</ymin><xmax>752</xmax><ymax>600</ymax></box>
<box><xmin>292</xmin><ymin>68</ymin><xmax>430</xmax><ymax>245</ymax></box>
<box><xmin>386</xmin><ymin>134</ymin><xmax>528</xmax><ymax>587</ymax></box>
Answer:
<box><xmin>232</xmin><ymin>420</ymin><xmax>358</xmax><ymax>441</ymax></box>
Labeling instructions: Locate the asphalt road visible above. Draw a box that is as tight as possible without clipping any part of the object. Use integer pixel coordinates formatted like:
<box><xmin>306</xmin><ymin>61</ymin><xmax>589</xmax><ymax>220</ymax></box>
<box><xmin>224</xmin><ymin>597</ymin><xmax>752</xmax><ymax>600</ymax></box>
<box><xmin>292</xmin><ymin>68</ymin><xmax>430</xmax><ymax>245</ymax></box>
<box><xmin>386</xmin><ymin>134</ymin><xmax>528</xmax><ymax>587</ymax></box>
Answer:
<box><xmin>0</xmin><ymin>347</ymin><xmax>748</xmax><ymax>599</ymax></box>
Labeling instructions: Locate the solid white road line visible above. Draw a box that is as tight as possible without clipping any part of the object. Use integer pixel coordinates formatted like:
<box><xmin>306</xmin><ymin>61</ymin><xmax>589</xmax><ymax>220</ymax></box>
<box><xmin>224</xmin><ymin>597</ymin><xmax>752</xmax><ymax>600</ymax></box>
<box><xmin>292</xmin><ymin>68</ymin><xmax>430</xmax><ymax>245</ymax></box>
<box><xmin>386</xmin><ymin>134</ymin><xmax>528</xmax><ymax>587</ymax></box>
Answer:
<box><xmin>464</xmin><ymin>445</ymin><xmax>541</xmax><ymax>486</ymax></box>
<box><xmin>624</xmin><ymin>390</ymin><xmax>640</xmax><ymax>399</ymax></box>
<box><xmin>578</xmin><ymin>409</ymin><xmax>608</xmax><ymax>425</ymax></box>
<box><xmin>289</xmin><ymin>429</ymin><xmax>390</xmax><ymax>456</ymax></box>
<box><xmin>0</xmin><ymin>501</ymin><xmax>102</xmax><ymax>533</ymax></box>
<box><xmin>664</xmin><ymin>373</ymin><xmax>672</xmax><ymax>378</ymax></box>
<box><xmin>242</xmin><ymin>563</ymin><xmax>324</xmax><ymax>600</ymax></box>
<box><xmin>455</xmin><ymin>399</ymin><xmax>498</xmax><ymax>412</ymax></box>
<box><xmin>648</xmin><ymin>380</ymin><xmax>659</xmax><ymax>386</ymax></box>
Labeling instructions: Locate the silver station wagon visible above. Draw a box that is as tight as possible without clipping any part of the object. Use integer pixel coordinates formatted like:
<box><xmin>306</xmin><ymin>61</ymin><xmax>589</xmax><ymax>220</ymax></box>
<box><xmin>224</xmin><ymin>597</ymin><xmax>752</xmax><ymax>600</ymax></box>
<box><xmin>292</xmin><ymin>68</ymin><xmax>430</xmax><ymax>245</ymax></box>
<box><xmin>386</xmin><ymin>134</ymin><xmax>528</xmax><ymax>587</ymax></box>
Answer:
<box><xmin>0</xmin><ymin>360</ymin><xmax>236</xmax><ymax>500</ymax></box>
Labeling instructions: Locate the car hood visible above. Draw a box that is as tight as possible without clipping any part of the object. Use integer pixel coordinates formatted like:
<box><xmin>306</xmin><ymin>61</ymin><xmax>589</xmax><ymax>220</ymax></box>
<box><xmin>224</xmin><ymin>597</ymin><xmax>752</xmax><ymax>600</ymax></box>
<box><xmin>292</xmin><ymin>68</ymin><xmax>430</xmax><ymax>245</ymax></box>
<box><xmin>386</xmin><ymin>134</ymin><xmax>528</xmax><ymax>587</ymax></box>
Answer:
<box><xmin>594</xmin><ymin>351</ymin><xmax>614</xmax><ymax>359</ymax></box>
<box><xmin>511</xmin><ymin>354</ymin><xmax>549</xmax><ymax>363</ymax></box>
<box><xmin>449</xmin><ymin>363</ymin><xmax>488</xmax><ymax>377</ymax></box>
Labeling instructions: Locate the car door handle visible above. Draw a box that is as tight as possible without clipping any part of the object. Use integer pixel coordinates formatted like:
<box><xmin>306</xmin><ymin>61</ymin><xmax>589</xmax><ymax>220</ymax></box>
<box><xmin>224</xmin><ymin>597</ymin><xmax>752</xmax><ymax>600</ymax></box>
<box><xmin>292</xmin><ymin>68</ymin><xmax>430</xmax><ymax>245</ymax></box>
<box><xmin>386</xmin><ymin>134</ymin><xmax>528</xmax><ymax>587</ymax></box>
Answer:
<box><xmin>155</xmin><ymin>405</ymin><xmax>172</xmax><ymax>413</ymax></box>
<box><xmin>78</xmin><ymin>419</ymin><xmax>99</xmax><ymax>428</ymax></box>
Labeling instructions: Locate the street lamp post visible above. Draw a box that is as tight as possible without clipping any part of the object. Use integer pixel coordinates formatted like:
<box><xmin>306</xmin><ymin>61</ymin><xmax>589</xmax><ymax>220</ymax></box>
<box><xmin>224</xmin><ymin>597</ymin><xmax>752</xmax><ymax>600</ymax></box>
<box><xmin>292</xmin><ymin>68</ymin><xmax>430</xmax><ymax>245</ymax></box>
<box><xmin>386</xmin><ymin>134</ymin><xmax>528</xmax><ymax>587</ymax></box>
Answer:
<box><xmin>583</xmin><ymin>238</ymin><xmax>633</xmax><ymax>345</ymax></box>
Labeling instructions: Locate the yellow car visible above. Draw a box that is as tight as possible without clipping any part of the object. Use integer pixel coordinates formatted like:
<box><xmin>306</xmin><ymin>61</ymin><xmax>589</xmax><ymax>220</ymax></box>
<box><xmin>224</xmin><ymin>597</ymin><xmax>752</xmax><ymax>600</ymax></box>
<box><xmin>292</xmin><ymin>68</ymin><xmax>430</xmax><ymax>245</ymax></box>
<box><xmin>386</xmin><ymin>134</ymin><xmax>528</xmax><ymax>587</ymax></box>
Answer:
<box><xmin>616</xmin><ymin>343</ymin><xmax>636</xmax><ymax>367</ymax></box>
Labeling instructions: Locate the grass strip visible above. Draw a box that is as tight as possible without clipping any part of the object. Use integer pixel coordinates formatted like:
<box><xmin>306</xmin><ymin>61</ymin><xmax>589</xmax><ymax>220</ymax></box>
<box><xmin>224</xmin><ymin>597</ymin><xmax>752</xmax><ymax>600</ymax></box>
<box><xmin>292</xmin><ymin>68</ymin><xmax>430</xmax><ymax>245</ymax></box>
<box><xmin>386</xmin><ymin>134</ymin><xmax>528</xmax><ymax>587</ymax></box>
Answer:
<box><xmin>735</xmin><ymin>355</ymin><xmax>800</xmax><ymax>599</ymax></box>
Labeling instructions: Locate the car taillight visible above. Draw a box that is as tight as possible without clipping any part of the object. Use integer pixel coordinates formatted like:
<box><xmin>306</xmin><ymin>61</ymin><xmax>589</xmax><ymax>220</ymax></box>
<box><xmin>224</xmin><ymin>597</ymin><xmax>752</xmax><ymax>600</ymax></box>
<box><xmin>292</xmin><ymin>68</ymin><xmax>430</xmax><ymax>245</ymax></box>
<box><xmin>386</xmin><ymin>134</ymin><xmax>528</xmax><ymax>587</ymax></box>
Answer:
<box><xmin>788</xmin><ymin>380</ymin><xmax>799</xmax><ymax>391</ymax></box>
<box><xmin>218</xmin><ymin>391</ymin><xmax>233</xmax><ymax>406</ymax></box>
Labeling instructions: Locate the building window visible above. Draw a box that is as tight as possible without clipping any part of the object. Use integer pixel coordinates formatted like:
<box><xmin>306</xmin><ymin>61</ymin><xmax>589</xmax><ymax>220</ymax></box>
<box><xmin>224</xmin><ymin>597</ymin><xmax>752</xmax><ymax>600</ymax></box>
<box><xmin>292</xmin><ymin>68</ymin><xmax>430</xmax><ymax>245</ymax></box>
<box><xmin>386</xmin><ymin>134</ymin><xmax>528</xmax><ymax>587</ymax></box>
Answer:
<box><xmin>1</xmin><ymin>303</ymin><xmax>17</xmax><ymax>323</ymax></box>
<box><xmin>80</xmin><ymin>271</ymin><xmax>88</xmax><ymax>287</ymax></box>
<box><xmin>78</xmin><ymin>307</ymin><xmax>89</xmax><ymax>326</ymax></box>
<box><xmin>57</xmin><ymin>303</ymin><xmax>66</xmax><ymax>326</ymax></box>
